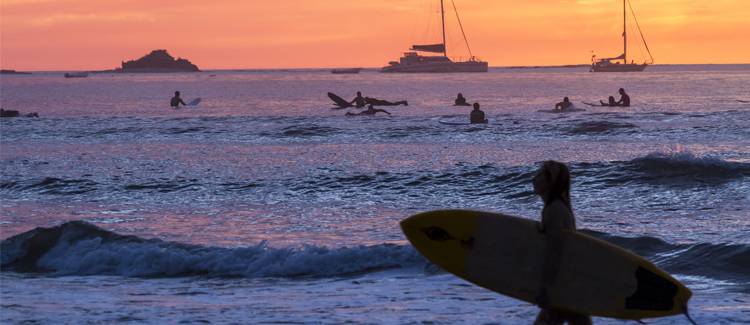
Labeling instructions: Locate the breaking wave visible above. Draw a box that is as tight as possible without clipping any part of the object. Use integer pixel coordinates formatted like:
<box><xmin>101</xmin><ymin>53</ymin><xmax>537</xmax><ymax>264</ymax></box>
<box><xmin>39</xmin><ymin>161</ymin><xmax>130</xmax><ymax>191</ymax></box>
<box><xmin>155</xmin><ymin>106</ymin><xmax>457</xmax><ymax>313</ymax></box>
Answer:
<box><xmin>2</xmin><ymin>221</ymin><xmax>748</xmax><ymax>283</ymax></box>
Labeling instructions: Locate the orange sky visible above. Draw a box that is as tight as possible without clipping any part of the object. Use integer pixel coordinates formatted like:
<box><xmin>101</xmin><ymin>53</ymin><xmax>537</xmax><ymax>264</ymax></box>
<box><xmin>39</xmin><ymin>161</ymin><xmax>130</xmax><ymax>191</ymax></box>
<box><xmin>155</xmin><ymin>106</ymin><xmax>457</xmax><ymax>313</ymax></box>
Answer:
<box><xmin>1</xmin><ymin>0</ymin><xmax>748</xmax><ymax>70</ymax></box>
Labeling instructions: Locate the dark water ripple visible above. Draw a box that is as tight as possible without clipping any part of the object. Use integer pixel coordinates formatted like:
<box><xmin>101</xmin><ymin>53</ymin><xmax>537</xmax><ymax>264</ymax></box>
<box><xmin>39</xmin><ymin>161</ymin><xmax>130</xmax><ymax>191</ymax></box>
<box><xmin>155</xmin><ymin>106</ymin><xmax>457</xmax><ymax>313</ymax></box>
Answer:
<box><xmin>1</xmin><ymin>153</ymin><xmax>747</xmax><ymax>202</ymax></box>
<box><xmin>566</xmin><ymin>120</ymin><xmax>638</xmax><ymax>135</ymax></box>
<box><xmin>1</xmin><ymin>110</ymin><xmax>748</xmax><ymax>142</ymax></box>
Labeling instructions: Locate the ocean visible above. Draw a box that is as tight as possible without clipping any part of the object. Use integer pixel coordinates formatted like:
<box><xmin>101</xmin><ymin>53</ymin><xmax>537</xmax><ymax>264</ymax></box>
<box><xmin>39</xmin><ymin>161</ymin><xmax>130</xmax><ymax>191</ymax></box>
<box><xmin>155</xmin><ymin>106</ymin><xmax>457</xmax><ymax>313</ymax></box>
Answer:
<box><xmin>1</xmin><ymin>65</ymin><xmax>749</xmax><ymax>324</ymax></box>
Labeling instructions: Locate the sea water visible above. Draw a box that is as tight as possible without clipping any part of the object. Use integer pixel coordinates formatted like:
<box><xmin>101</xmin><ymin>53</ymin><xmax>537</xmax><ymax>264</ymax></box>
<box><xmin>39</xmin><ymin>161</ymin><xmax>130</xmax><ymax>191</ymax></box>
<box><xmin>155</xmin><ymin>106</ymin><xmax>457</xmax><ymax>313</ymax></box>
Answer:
<box><xmin>1</xmin><ymin>65</ymin><xmax>749</xmax><ymax>324</ymax></box>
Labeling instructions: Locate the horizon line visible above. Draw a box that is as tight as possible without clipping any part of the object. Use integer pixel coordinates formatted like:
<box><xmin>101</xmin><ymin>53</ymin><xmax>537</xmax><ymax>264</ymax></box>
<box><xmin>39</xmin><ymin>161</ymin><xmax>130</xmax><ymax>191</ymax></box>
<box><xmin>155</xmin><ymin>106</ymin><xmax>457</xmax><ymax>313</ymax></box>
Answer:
<box><xmin>4</xmin><ymin>62</ymin><xmax>750</xmax><ymax>73</ymax></box>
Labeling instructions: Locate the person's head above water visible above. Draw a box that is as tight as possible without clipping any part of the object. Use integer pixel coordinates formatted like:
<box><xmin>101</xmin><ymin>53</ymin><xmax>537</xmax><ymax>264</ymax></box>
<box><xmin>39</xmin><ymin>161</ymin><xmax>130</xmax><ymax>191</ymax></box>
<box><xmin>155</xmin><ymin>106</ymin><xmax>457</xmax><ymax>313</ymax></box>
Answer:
<box><xmin>457</xmin><ymin>93</ymin><xmax>464</xmax><ymax>98</ymax></box>
<box><xmin>563</xmin><ymin>97</ymin><xmax>570</xmax><ymax>103</ymax></box>
<box><xmin>357</xmin><ymin>91</ymin><xmax>362</xmax><ymax>96</ymax></box>
<box><xmin>619</xmin><ymin>88</ymin><xmax>625</xmax><ymax>94</ymax></box>
<box><xmin>533</xmin><ymin>160</ymin><xmax>571</xmax><ymax>209</ymax></box>
<box><xmin>174</xmin><ymin>91</ymin><xmax>180</xmax><ymax>97</ymax></box>
<box><xmin>608</xmin><ymin>96</ymin><xmax>616</xmax><ymax>103</ymax></box>
<box><xmin>473</xmin><ymin>102</ymin><xmax>480</xmax><ymax>110</ymax></box>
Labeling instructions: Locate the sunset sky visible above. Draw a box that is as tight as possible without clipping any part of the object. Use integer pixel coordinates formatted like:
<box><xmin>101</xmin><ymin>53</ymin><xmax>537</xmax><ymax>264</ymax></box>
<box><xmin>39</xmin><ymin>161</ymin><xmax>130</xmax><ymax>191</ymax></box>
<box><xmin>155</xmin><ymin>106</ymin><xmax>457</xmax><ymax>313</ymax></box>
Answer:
<box><xmin>1</xmin><ymin>0</ymin><xmax>748</xmax><ymax>70</ymax></box>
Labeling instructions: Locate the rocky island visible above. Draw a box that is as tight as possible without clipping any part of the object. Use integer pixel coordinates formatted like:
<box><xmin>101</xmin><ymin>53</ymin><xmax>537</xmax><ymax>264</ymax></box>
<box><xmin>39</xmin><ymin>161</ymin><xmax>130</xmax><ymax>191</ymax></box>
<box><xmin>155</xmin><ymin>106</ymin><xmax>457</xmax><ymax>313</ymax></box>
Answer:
<box><xmin>118</xmin><ymin>49</ymin><xmax>200</xmax><ymax>73</ymax></box>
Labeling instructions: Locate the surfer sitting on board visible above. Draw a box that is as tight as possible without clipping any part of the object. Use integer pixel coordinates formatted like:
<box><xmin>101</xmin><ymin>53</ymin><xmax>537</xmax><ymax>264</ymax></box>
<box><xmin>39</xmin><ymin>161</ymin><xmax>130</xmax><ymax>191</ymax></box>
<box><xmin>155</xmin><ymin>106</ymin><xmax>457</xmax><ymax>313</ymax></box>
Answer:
<box><xmin>469</xmin><ymin>103</ymin><xmax>487</xmax><ymax>124</ymax></box>
<box><xmin>600</xmin><ymin>96</ymin><xmax>617</xmax><ymax>107</ymax></box>
<box><xmin>533</xmin><ymin>161</ymin><xmax>592</xmax><ymax>325</ymax></box>
<box><xmin>345</xmin><ymin>104</ymin><xmax>391</xmax><ymax>116</ymax></box>
<box><xmin>616</xmin><ymin>88</ymin><xmax>630</xmax><ymax>107</ymax></box>
<box><xmin>350</xmin><ymin>91</ymin><xmax>367</xmax><ymax>108</ymax></box>
<box><xmin>365</xmin><ymin>97</ymin><xmax>408</xmax><ymax>107</ymax></box>
<box><xmin>554</xmin><ymin>97</ymin><xmax>573</xmax><ymax>111</ymax></box>
<box><xmin>455</xmin><ymin>93</ymin><xmax>470</xmax><ymax>106</ymax></box>
<box><xmin>170</xmin><ymin>91</ymin><xmax>187</xmax><ymax>108</ymax></box>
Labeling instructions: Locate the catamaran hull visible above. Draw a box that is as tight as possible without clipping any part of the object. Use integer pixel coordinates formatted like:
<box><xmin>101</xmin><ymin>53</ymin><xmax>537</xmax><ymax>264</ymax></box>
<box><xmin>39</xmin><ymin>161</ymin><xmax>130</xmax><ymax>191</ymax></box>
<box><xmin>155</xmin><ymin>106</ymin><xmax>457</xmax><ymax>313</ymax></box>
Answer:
<box><xmin>591</xmin><ymin>63</ymin><xmax>647</xmax><ymax>72</ymax></box>
<box><xmin>381</xmin><ymin>61</ymin><xmax>488</xmax><ymax>73</ymax></box>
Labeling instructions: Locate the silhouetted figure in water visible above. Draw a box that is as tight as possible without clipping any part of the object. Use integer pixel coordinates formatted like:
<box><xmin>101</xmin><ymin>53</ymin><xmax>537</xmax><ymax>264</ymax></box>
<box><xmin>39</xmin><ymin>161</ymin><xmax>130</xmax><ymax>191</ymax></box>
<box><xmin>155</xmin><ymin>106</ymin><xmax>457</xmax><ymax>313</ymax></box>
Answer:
<box><xmin>455</xmin><ymin>93</ymin><xmax>470</xmax><ymax>106</ymax></box>
<box><xmin>616</xmin><ymin>88</ymin><xmax>630</xmax><ymax>107</ymax></box>
<box><xmin>532</xmin><ymin>161</ymin><xmax>592</xmax><ymax>325</ymax></box>
<box><xmin>170</xmin><ymin>91</ymin><xmax>187</xmax><ymax>108</ymax></box>
<box><xmin>1</xmin><ymin>108</ymin><xmax>38</xmax><ymax>118</ymax></box>
<box><xmin>470</xmin><ymin>103</ymin><xmax>487</xmax><ymax>124</ymax></box>
<box><xmin>345</xmin><ymin>104</ymin><xmax>391</xmax><ymax>116</ymax></box>
<box><xmin>600</xmin><ymin>96</ymin><xmax>617</xmax><ymax>106</ymax></box>
<box><xmin>350</xmin><ymin>91</ymin><xmax>367</xmax><ymax>108</ymax></box>
<box><xmin>365</xmin><ymin>97</ymin><xmax>408</xmax><ymax>107</ymax></box>
<box><xmin>555</xmin><ymin>97</ymin><xmax>573</xmax><ymax>111</ymax></box>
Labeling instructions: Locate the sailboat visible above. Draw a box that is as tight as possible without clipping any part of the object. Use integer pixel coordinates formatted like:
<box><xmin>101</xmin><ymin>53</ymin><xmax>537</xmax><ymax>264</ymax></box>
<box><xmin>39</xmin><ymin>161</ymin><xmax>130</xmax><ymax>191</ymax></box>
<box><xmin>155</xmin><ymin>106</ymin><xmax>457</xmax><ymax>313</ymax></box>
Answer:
<box><xmin>381</xmin><ymin>0</ymin><xmax>488</xmax><ymax>73</ymax></box>
<box><xmin>591</xmin><ymin>0</ymin><xmax>654</xmax><ymax>72</ymax></box>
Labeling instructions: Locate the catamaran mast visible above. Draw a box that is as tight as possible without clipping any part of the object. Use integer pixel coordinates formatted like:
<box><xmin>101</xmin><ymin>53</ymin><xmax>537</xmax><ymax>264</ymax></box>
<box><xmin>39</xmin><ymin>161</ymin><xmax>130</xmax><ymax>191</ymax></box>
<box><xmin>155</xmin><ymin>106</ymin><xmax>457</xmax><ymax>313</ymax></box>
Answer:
<box><xmin>623</xmin><ymin>0</ymin><xmax>627</xmax><ymax>63</ymax></box>
<box><xmin>441</xmin><ymin>0</ymin><xmax>447</xmax><ymax>57</ymax></box>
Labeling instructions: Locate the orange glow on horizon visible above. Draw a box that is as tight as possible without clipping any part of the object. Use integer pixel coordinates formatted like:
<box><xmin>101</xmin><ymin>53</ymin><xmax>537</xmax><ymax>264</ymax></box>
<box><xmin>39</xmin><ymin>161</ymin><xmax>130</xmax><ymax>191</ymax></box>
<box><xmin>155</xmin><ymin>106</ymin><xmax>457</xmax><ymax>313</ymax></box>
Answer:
<box><xmin>1</xmin><ymin>0</ymin><xmax>749</xmax><ymax>70</ymax></box>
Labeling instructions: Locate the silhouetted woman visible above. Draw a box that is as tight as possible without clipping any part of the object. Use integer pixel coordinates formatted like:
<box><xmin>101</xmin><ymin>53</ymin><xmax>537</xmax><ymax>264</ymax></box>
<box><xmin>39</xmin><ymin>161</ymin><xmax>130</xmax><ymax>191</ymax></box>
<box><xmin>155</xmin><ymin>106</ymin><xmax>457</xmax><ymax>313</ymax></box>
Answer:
<box><xmin>532</xmin><ymin>161</ymin><xmax>592</xmax><ymax>325</ymax></box>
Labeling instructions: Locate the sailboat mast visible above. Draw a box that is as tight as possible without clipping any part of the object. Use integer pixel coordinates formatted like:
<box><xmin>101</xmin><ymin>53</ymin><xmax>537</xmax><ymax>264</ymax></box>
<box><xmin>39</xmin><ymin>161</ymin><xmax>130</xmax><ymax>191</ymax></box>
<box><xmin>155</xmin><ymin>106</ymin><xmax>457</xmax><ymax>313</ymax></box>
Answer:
<box><xmin>441</xmin><ymin>0</ymin><xmax>447</xmax><ymax>57</ymax></box>
<box><xmin>623</xmin><ymin>0</ymin><xmax>627</xmax><ymax>63</ymax></box>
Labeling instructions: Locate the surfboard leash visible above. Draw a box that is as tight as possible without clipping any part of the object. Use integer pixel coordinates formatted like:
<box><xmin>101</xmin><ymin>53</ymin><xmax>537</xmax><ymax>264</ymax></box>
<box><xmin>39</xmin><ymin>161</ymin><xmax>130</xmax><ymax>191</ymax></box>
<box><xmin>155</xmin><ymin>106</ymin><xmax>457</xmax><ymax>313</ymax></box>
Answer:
<box><xmin>683</xmin><ymin>304</ymin><xmax>699</xmax><ymax>325</ymax></box>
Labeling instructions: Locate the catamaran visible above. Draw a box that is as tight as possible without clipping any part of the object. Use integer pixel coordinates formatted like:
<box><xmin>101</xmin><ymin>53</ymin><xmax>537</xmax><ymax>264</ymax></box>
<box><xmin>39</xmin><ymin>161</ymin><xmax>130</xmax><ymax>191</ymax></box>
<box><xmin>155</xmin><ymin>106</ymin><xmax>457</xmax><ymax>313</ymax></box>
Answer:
<box><xmin>381</xmin><ymin>0</ymin><xmax>488</xmax><ymax>73</ymax></box>
<box><xmin>591</xmin><ymin>0</ymin><xmax>654</xmax><ymax>72</ymax></box>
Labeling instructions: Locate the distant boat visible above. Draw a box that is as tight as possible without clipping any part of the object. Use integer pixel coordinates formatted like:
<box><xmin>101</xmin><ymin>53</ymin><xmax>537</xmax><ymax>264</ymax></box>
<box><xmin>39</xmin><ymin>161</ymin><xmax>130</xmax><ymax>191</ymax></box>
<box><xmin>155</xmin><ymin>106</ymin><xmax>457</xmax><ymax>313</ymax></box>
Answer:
<box><xmin>64</xmin><ymin>72</ymin><xmax>88</xmax><ymax>78</ymax></box>
<box><xmin>0</xmin><ymin>69</ymin><xmax>32</xmax><ymax>75</ymax></box>
<box><xmin>591</xmin><ymin>0</ymin><xmax>654</xmax><ymax>72</ymax></box>
<box><xmin>331</xmin><ymin>68</ymin><xmax>362</xmax><ymax>74</ymax></box>
<box><xmin>381</xmin><ymin>0</ymin><xmax>487</xmax><ymax>73</ymax></box>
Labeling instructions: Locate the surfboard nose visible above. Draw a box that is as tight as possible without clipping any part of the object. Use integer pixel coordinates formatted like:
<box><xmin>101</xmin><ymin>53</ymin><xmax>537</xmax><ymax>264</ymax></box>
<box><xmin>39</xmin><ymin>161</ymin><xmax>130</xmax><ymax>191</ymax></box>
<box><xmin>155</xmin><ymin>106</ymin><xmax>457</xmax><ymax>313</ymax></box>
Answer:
<box><xmin>400</xmin><ymin>210</ymin><xmax>481</xmax><ymax>276</ymax></box>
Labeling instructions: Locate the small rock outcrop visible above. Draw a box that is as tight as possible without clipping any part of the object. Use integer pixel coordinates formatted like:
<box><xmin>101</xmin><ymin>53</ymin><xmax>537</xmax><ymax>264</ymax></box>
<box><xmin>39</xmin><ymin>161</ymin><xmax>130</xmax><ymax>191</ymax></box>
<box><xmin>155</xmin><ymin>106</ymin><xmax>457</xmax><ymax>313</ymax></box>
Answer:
<box><xmin>119</xmin><ymin>49</ymin><xmax>200</xmax><ymax>72</ymax></box>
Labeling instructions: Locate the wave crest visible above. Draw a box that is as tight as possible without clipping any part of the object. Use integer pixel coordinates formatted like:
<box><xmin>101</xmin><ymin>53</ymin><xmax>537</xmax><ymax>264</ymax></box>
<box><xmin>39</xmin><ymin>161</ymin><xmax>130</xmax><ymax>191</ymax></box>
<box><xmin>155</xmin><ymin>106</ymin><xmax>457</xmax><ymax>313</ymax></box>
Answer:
<box><xmin>1</xmin><ymin>221</ymin><xmax>423</xmax><ymax>278</ymax></box>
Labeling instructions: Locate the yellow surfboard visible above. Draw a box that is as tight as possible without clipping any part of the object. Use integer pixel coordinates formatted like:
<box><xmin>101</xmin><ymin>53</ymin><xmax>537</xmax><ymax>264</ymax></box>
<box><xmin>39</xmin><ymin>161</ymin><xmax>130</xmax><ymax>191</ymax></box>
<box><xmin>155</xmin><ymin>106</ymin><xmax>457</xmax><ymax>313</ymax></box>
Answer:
<box><xmin>400</xmin><ymin>210</ymin><xmax>692</xmax><ymax>320</ymax></box>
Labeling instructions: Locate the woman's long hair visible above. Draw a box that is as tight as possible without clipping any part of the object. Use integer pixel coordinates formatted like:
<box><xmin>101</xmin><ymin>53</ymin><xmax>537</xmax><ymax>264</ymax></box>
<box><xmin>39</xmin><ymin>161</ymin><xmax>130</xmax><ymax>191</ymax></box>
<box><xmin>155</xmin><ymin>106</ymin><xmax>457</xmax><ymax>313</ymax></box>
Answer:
<box><xmin>542</xmin><ymin>160</ymin><xmax>572</xmax><ymax>211</ymax></box>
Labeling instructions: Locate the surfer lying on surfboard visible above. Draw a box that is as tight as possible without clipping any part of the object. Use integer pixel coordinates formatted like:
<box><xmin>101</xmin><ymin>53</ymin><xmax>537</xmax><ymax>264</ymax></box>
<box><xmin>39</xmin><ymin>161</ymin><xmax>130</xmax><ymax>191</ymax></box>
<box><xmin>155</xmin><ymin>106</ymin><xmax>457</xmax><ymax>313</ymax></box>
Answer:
<box><xmin>350</xmin><ymin>91</ymin><xmax>407</xmax><ymax>107</ymax></box>
<box><xmin>345</xmin><ymin>104</ymin><xmax>391</xmax><ymax>116</ymax></box>
<box><xmin>365</xmin><ymin>97</ymin><xmax>408</xmax><ymax>107</ymax></box>
<box><xmin>583</xmin><ymin>96</ymin><xmax>618</xmax><ymax>107</ymax></box>
<box><xmin>582</xmin><ymin>88</ymin><xmax>631</xmax><ymax>107</ymax></box>
<box><xmin>533</xmin><ymin>161</ymin><xmax>592</xmax><ymax>325</ymax></box>
<box><xmin>328</xmin><ymin>92</ymin><xmax>407</xmax><ymax>108</ymax></box>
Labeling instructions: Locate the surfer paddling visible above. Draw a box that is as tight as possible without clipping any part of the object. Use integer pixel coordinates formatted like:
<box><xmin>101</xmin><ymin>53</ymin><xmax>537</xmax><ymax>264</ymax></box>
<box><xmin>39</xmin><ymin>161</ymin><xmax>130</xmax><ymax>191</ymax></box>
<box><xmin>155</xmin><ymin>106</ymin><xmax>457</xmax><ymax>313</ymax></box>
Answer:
<box><xmin>345</xmin><ymin>104</ymin><xmax>391</xmax><ymax>116</ymax></box>
<box><xmin>533</xmin><ymin>161</ymin><xmax>592</xmax><ymax>325</ymax></box>
<box><xmin>365</xmin><ymin>97</ymin><xmax>408</xmax><ymax>107</ymax></box>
